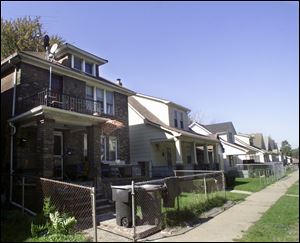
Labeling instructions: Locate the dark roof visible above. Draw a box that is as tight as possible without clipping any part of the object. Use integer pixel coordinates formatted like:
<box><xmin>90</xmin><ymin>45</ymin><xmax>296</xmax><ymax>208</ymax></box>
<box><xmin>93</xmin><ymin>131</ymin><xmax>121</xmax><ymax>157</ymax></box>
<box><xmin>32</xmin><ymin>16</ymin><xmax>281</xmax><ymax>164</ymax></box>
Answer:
<box><xmin>128</xmin><ymin>96</ymin><xmax>219</xmax><ymax>143</ymax></box>
<box><xmin>14</xmin><ymin>51</ymin><xmax>135</xmax><ymax>95</ymax></box>
<box><xmin>204</xmin><ymin>122</ymin><xmax>237</xmax><ymax>134</ymax></box>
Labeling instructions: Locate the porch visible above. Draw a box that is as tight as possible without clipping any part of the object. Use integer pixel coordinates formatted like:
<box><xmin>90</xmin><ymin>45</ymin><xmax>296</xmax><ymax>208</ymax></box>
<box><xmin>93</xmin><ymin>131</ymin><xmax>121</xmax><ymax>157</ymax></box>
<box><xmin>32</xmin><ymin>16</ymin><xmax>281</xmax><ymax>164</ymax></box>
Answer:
<box><xmin>150</xmin><ymin>136</ymin><xmax>221</xmax><ymax>178</ymax></box>
<box><xmin>9</xmin><ymin>105</ymin><xmax>139</xmax><ymax>186</ymax></box>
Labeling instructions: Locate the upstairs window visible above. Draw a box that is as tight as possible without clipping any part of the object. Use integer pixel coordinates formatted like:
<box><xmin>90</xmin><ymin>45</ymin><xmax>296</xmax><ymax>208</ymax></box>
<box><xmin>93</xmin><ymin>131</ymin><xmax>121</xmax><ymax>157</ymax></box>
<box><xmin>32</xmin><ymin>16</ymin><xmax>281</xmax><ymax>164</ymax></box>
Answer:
<box><xmin>96</xmin><ymin>88</ymin><xmax>104</xmax><ymax>113</ymax></box>
<box><xmin>74</xmin><ymin>56</ymin><xmax>82</xmax><ymax>70</ymax></box>
<box><xmin>180</xmin><ymin>112</ymin><xmax>184</xmax><ymax>129</ymax></box>
<box><xmin>85</xmin><ymin>85</ymin><xmax>94</xmax><ymax>113</ymax></box>
<box><xmin>85</xmin><ymin>62</ymin><xmax>93</xmax><ymax>75</ymax></box>
<box><xmin>174</xmin><ymin>110</ymin><xmax>178</xmax><ymax>128</ymax></box>
<box><xmin>106</xmin><ymin>91</ymin><xmax>114</xmax><ymax>115</ymax></box>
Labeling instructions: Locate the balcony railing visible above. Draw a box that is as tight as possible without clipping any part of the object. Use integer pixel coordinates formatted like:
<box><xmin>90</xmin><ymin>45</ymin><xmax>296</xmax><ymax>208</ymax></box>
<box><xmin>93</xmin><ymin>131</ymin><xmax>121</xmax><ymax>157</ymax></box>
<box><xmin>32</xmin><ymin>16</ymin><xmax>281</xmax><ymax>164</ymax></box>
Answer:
<box><xmin>20</xmin><ymin>89</ymin><xmax>105</xmax><ymax>116</ymax></box>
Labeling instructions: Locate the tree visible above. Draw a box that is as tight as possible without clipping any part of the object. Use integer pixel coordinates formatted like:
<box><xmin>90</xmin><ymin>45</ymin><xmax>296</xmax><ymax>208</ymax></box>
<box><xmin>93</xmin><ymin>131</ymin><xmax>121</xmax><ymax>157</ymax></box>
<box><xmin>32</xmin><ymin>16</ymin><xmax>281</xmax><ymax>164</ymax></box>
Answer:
<box><xmin>1</xmin><ymin>16</ymin><xmax>64</xmax><ymax>59</ymax></box>
<box><xmin>188</xmin><ymin>110</ymin><xmax>206</xmax><ymax>125</ymax></box>
<box><xmin>280</xmin><ymin>140</ymin><xmax>292</xmax><ymax>156</ymax></box>
<box><xmin>291</xmin><ymin>147</ymin><xmax>299</xmax><ymax>159</ymax></box>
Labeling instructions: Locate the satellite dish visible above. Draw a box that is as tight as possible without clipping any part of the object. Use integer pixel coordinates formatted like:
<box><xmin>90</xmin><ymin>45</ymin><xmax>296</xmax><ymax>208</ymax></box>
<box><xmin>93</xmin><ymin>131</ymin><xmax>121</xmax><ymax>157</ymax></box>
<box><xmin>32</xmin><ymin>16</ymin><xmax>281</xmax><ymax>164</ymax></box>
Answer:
<box><xmin>50</xmin><ymin>43</ymin><xmax>58</xmax><ymax>54</ymax></box>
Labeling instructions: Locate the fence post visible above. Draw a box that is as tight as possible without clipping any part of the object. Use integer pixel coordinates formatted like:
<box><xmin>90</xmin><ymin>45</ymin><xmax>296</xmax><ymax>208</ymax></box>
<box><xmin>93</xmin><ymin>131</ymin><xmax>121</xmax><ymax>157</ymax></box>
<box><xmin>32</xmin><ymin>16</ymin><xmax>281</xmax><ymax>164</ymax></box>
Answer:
<box><xmin>91</xmin><ymin>187</ymin><xmax>97</xmax><ymax>242</ymax></box>
<box><xmin>131</xmin><ymin>180</ymin><xmax>136</xmax><ymax>242</ymax></box>
<box><xmin>204</xmin><ymin>175</ymin><xmax>208</xmax><ymax>201</ymax></box>
<box><xmin>22</xmin><ymin>176</ymin><xmax>25</xmax><ymax>215</ymax></box>
<box><xmin>221</xmin><ymin>172</ymin><xmax>226</xmax><ymax>200</ymax></box>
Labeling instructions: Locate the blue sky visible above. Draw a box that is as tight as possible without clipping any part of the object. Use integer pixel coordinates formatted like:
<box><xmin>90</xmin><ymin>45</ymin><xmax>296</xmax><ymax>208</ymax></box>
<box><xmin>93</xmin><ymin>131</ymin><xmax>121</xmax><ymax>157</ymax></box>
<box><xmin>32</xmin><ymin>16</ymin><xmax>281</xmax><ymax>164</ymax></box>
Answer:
<box><xmin>2</xmin><ymin>1</ymin><xmax>299</xmax><ymax>148</ymax></box>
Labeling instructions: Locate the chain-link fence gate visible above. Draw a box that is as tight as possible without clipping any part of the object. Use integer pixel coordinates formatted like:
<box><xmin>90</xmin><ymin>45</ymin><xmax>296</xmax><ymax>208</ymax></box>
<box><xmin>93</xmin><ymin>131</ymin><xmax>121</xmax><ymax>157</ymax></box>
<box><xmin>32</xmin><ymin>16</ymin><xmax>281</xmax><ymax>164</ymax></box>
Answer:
<box><xmin>9</xmin><ymin>174</ymin><xmax>98</xmax><ymax>242</ymax></box>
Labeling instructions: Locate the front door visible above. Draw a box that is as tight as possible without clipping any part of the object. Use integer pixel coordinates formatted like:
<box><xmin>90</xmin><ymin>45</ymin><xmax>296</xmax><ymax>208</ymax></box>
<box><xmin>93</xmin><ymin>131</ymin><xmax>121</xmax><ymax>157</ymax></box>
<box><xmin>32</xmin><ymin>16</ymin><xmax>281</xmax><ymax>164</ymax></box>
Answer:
<box><xmin>53</xmin><ymin>131</ymin><xmax>63</xmax><ymax>179</ymax></box>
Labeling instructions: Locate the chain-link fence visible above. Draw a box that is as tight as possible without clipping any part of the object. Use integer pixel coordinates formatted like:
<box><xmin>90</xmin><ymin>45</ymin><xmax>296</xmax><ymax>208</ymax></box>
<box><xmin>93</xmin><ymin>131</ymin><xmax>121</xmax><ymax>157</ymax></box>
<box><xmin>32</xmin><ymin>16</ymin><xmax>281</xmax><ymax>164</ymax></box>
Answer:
<box><xmin>235</xmin><ymin>162</ymin><xmax>285</xmax><ymax>180</ymax></box>
<box><xmin>9</xmin><ymin>174</ymin><xmax>98</xmax><ymax>242</ymax></box>
<box><xmin>284</xmin><ymin>163</ymin><xmax>299</xmax><ymax>174</ymax></box>
<box><xmin>123</xmin><ymin>170</ymin><xmax>226</xmax><ymax>241</ymax></box>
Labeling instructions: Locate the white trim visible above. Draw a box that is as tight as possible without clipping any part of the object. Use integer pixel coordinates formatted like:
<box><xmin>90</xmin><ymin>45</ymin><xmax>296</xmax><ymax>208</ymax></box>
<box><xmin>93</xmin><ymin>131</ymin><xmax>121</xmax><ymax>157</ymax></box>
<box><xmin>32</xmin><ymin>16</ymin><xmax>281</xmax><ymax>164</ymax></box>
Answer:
<box><xmin>82</xmin><ymin>59</ymin><xmax>85</xmax><ymax>73</ymax></box>
<box><xmin>71</xmin><ymin>54</ymin><xmax>74</xmax><ymax>68</ymax></box>
<box><xmin>12</xmin><ymin>67</ymin><xmax>17</xmax><ymax>116</ymax></box>
<box><xmin>93</xmin><ymin>63</ymin><xmax>96</xmax><ymax>76</ymax></box>
<box><xmin>104</xmin><ymin>90</ymin><xmax>107</xmax><ymax>114</ymax></box>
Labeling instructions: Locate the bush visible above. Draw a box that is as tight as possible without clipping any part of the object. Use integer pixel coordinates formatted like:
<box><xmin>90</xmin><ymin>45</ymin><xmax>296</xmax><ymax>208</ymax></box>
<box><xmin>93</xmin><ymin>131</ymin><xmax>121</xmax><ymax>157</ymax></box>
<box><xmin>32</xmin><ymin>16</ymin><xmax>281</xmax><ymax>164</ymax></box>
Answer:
<box><xmin>25</xmin><ymin>233</ymin><xmax>87</xmax><ymax>242</ymax></box>
<box><xmin>30</xmin><ymin>197</ymin><xmax>82</xmax><ymax>241</ymax></box>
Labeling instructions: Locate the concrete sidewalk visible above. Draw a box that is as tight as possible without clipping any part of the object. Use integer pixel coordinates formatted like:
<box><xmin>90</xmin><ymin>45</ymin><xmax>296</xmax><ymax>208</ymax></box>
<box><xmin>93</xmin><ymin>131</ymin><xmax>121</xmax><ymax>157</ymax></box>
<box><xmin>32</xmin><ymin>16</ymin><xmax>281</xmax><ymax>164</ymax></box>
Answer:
<box><xmin>152</xmin><ymin>170</ymin><xmax>299</xmax><ymax>242</ymax></box>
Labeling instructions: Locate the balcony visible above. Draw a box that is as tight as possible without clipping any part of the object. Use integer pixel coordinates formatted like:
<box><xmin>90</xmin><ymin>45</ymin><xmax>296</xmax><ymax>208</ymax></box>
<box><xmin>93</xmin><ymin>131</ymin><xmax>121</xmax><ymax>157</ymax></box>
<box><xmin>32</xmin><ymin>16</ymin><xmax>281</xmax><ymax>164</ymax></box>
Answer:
<box><xmin>20</xmin><ymin>89</ymin><xmax>105</xmax><ymax>116</ymax></box>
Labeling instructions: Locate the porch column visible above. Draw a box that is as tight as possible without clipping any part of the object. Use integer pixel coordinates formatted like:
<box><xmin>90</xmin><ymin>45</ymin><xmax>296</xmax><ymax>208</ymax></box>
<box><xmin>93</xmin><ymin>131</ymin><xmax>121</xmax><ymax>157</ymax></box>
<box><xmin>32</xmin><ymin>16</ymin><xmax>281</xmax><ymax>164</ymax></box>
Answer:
<box><xmin>269</xmin><ymin>154</ymin><xmax>272</xmax><ymax>162</ymax></box>
<box><xmin>36</xmin><ymin>116</ymin><xmax>55</xmax><ymax>178</ymax></box>
<box><xmin>87</xmin><ymin>125</ymin><xmax>101</xmax><ymax>182</ymax></box>
<box><xmin>213</xmin><ymin>144</ymin><xmax>218</xmax><ymax>169</ymax></box>
<box><xmin>204</xmin><ymin>145</ymin><xmax>209</xmax><ymax>164</ymax></box>
<box><xmin>193</xmin><ymin>142</ymin><xmax>197</xmax><ymax>164</ymax></box>
<box><xmin>175</xmin><ymin>138</ymin><xmax>183</xmax><ymax>164</ymax></box>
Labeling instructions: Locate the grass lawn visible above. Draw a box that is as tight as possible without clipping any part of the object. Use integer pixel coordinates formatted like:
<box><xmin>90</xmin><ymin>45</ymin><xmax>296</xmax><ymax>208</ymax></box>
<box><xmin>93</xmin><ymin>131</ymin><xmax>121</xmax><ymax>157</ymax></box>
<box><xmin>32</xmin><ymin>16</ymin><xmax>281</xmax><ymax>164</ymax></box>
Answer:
<box><xmin>286</xmin><ymin>181</ymin><xmax>299</xmax><ymax>195</ymax></box>
<box><xmin>233</xmin><ymin>177</ymin><xmax>275</xmax><ymax>192</ymax></box>
<box><xmin>237</xmin><ymin>181</ymin><xmax>299</xmax><ymax>242</ymax></box>
<box><xmin>159</xmin><ymin>190</ymin><xmax>248</xmax><ymax>227</ymax></box>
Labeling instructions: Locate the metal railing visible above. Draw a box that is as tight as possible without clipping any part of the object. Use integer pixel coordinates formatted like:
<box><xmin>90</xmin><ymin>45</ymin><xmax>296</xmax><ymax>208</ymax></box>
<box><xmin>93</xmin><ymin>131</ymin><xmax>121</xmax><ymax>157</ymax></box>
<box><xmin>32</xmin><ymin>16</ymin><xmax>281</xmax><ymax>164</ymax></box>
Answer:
<box><xmin>20</xmin><ymin>89</ymin><xmax>105</xmax><ymax>116</ymax></box>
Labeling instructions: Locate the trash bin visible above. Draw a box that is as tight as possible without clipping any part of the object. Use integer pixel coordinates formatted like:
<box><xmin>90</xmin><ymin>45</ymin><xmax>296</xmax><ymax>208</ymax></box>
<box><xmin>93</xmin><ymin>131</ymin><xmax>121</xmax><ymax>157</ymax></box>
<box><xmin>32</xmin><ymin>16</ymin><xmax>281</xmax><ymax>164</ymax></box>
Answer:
<box><xmin>111</xmin><ymin>185</ymin><xmax>134</xmax><ymax>228</ymax></box>
<box><xmin>137</xmin><ymin>184</ymin><xmax>163</xmax><ymax>225</ymax></box>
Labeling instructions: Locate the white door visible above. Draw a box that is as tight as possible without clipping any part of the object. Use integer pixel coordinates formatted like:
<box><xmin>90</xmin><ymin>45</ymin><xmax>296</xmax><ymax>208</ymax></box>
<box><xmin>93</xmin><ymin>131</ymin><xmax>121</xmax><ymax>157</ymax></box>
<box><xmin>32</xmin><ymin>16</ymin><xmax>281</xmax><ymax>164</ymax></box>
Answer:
<box><xmin>53</xmin><ymin>131</ymin><xmax>63</xmax><ymax>179</ymax></box>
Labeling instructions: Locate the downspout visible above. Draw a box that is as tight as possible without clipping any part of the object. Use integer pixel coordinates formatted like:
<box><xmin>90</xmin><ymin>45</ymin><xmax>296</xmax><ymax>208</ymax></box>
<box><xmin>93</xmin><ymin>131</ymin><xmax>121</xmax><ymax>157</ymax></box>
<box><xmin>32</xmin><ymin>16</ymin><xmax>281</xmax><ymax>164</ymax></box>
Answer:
<box><xmin>9</xmin><ymin>66</ymin><xmax>17</xmax><ymax>203</ymax></box>
<box><xmin>8</xmin><ymin>122</ymin><xmax>16</xmax><ymax>203</ymax></box>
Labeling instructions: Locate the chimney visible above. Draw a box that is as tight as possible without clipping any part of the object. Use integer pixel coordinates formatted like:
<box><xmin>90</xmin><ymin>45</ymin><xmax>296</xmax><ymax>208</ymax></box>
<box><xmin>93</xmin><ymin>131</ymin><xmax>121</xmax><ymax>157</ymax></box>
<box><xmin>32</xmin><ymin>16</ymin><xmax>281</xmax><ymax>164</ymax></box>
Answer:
<box><xmin>116</xmin><ymin>78</ymin><xmax>123</xmax><ymax>86</ymax></box>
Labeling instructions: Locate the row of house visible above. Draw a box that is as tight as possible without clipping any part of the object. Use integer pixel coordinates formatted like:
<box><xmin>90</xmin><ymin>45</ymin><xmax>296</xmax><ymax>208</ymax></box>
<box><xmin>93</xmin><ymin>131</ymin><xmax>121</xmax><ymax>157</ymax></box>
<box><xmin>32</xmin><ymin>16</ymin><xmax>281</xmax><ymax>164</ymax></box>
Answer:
<box><xmin>1</xmin><ymin>43</ymin><xmax>284</xmax><ymax>182</ymax></box>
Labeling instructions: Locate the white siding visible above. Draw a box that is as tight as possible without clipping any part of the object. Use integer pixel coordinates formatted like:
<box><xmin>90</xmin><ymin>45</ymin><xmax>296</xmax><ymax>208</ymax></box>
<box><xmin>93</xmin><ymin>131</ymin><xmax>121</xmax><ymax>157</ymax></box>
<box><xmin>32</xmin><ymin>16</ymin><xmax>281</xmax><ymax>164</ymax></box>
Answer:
<box><xmin>222</xmin><ymin>142</ymin><xmax>247</xmax><ymax>157</ymax></box>
<box><xmin>129</xmin><ymin>106</ymin><xmax>174</xmax><ymax>168</ymax></box>
<box><xmin>134</xmin><ymin>96</ymin><xmax>170</xmax><ymax>125</ymax></box>
<box><xmin>190</xmin><ymin>124</ymin><xmax>211</xmax><ymax>136</ymax></box>
<box><xmin>235</xmin><ymin>135</ymin><xmax>250</xmax><ymax>145</ymax></box>
<box><xmin>219</xmin><ymin>134</ymin><xmax>228</xmax><ymax>142</ymax></box>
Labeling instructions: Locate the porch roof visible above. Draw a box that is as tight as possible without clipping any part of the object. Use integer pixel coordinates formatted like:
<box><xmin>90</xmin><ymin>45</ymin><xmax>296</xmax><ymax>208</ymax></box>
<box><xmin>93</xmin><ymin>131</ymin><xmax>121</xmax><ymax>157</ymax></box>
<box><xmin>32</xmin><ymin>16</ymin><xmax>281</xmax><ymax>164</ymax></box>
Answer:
<box><xmin>8</xmin><ymin>105</ymin><xmax>109</xmax><ymax>126</ymax></box>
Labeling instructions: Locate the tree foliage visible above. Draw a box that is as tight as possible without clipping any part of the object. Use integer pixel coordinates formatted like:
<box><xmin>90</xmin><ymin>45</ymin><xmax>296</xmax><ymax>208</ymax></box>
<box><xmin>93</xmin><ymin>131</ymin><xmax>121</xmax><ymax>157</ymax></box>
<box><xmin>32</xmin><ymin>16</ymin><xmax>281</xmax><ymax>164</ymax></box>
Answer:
<box><xmin>1</xmin><ymin>16</ymin><xmax>64</xmax><ymax>59</ymax></box>
<box><xmin>280</xmin><ymin>140</ymin><xmax>292</xmax><ymax>156</ymax></box>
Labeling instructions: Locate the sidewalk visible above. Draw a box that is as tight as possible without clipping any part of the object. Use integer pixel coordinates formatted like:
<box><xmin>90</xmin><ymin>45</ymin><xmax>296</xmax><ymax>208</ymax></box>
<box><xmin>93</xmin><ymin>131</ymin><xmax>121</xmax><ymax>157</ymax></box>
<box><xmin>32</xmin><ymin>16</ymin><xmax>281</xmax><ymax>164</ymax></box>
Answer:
<box><xmin>152</xmin><ymin>170</ymin><xmax>299</xmax><ymax>242</ymax></box>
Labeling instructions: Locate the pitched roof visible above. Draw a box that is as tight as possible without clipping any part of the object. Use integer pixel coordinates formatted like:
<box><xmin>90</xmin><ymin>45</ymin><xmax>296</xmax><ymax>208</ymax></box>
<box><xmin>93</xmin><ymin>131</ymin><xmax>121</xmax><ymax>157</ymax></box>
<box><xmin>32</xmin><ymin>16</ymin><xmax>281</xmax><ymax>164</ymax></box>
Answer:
<box><xmin>128</xmin><ymin>96</ymin><xmax>219</xmax><ymax>143</ymax></box>
<box><xmin>204</xmin><ymin>122</ymin><xmax>237</xmax><ymax>134</ymax></box>
<box><xmin>2</xmin><ymin>51</ymin><xmax>135</xmax><ymax>95</ymax></box>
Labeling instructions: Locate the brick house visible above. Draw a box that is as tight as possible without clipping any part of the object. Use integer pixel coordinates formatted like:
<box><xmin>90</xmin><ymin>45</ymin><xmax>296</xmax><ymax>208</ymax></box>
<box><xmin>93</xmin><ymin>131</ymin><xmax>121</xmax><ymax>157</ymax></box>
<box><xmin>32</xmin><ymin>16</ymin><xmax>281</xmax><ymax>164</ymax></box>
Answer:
<box><xmin>1</xmin><ymin>43</ymin><xmax>135</xmax><ymax>184</ymax></box>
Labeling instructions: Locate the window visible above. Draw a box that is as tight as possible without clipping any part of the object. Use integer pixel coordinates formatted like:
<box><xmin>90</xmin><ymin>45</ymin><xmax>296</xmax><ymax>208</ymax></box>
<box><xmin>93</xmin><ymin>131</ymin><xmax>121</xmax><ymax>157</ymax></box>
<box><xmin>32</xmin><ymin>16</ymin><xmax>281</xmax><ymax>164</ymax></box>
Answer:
<box><xmin>86</xmin><ymin>85</ymin><xmax>94</xmax><ymax>113</ymax></box>
<box><xmin>100</xmin><ymin>136</ymin><xmax>106</xmax><ymax>161</ymax></box>
<box><xmin>174</xmin><ymin>110</ymin><xmax>178</xmax><ymax>128</ymax></box>
<box><xmin>108</xmin><ymin>136</ymin><xmax>117</xmax><ymax>161</ymax></box>
<box><xmin>74</xmin><ymin>56</ymin><xmax>82</xmax><ymax>70</ymax></box>
<box><xmin>85</xmin><ymin>62</ymin><xmax>93</xmax><ymax>75</ymax></box>
<box><xmin>180</xmin><ymin>112</ymin><xmax>184</xmax><ymax>129</ymax></box>
<box><xmin>96</xmin><ymin>88</ymin><xmax>104</xmax><ymax>113</ymax></box>
<box><xmin>106</xmin><ymin>91</ymin><xmax>114</xmax><ymax>115</ymax></box>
